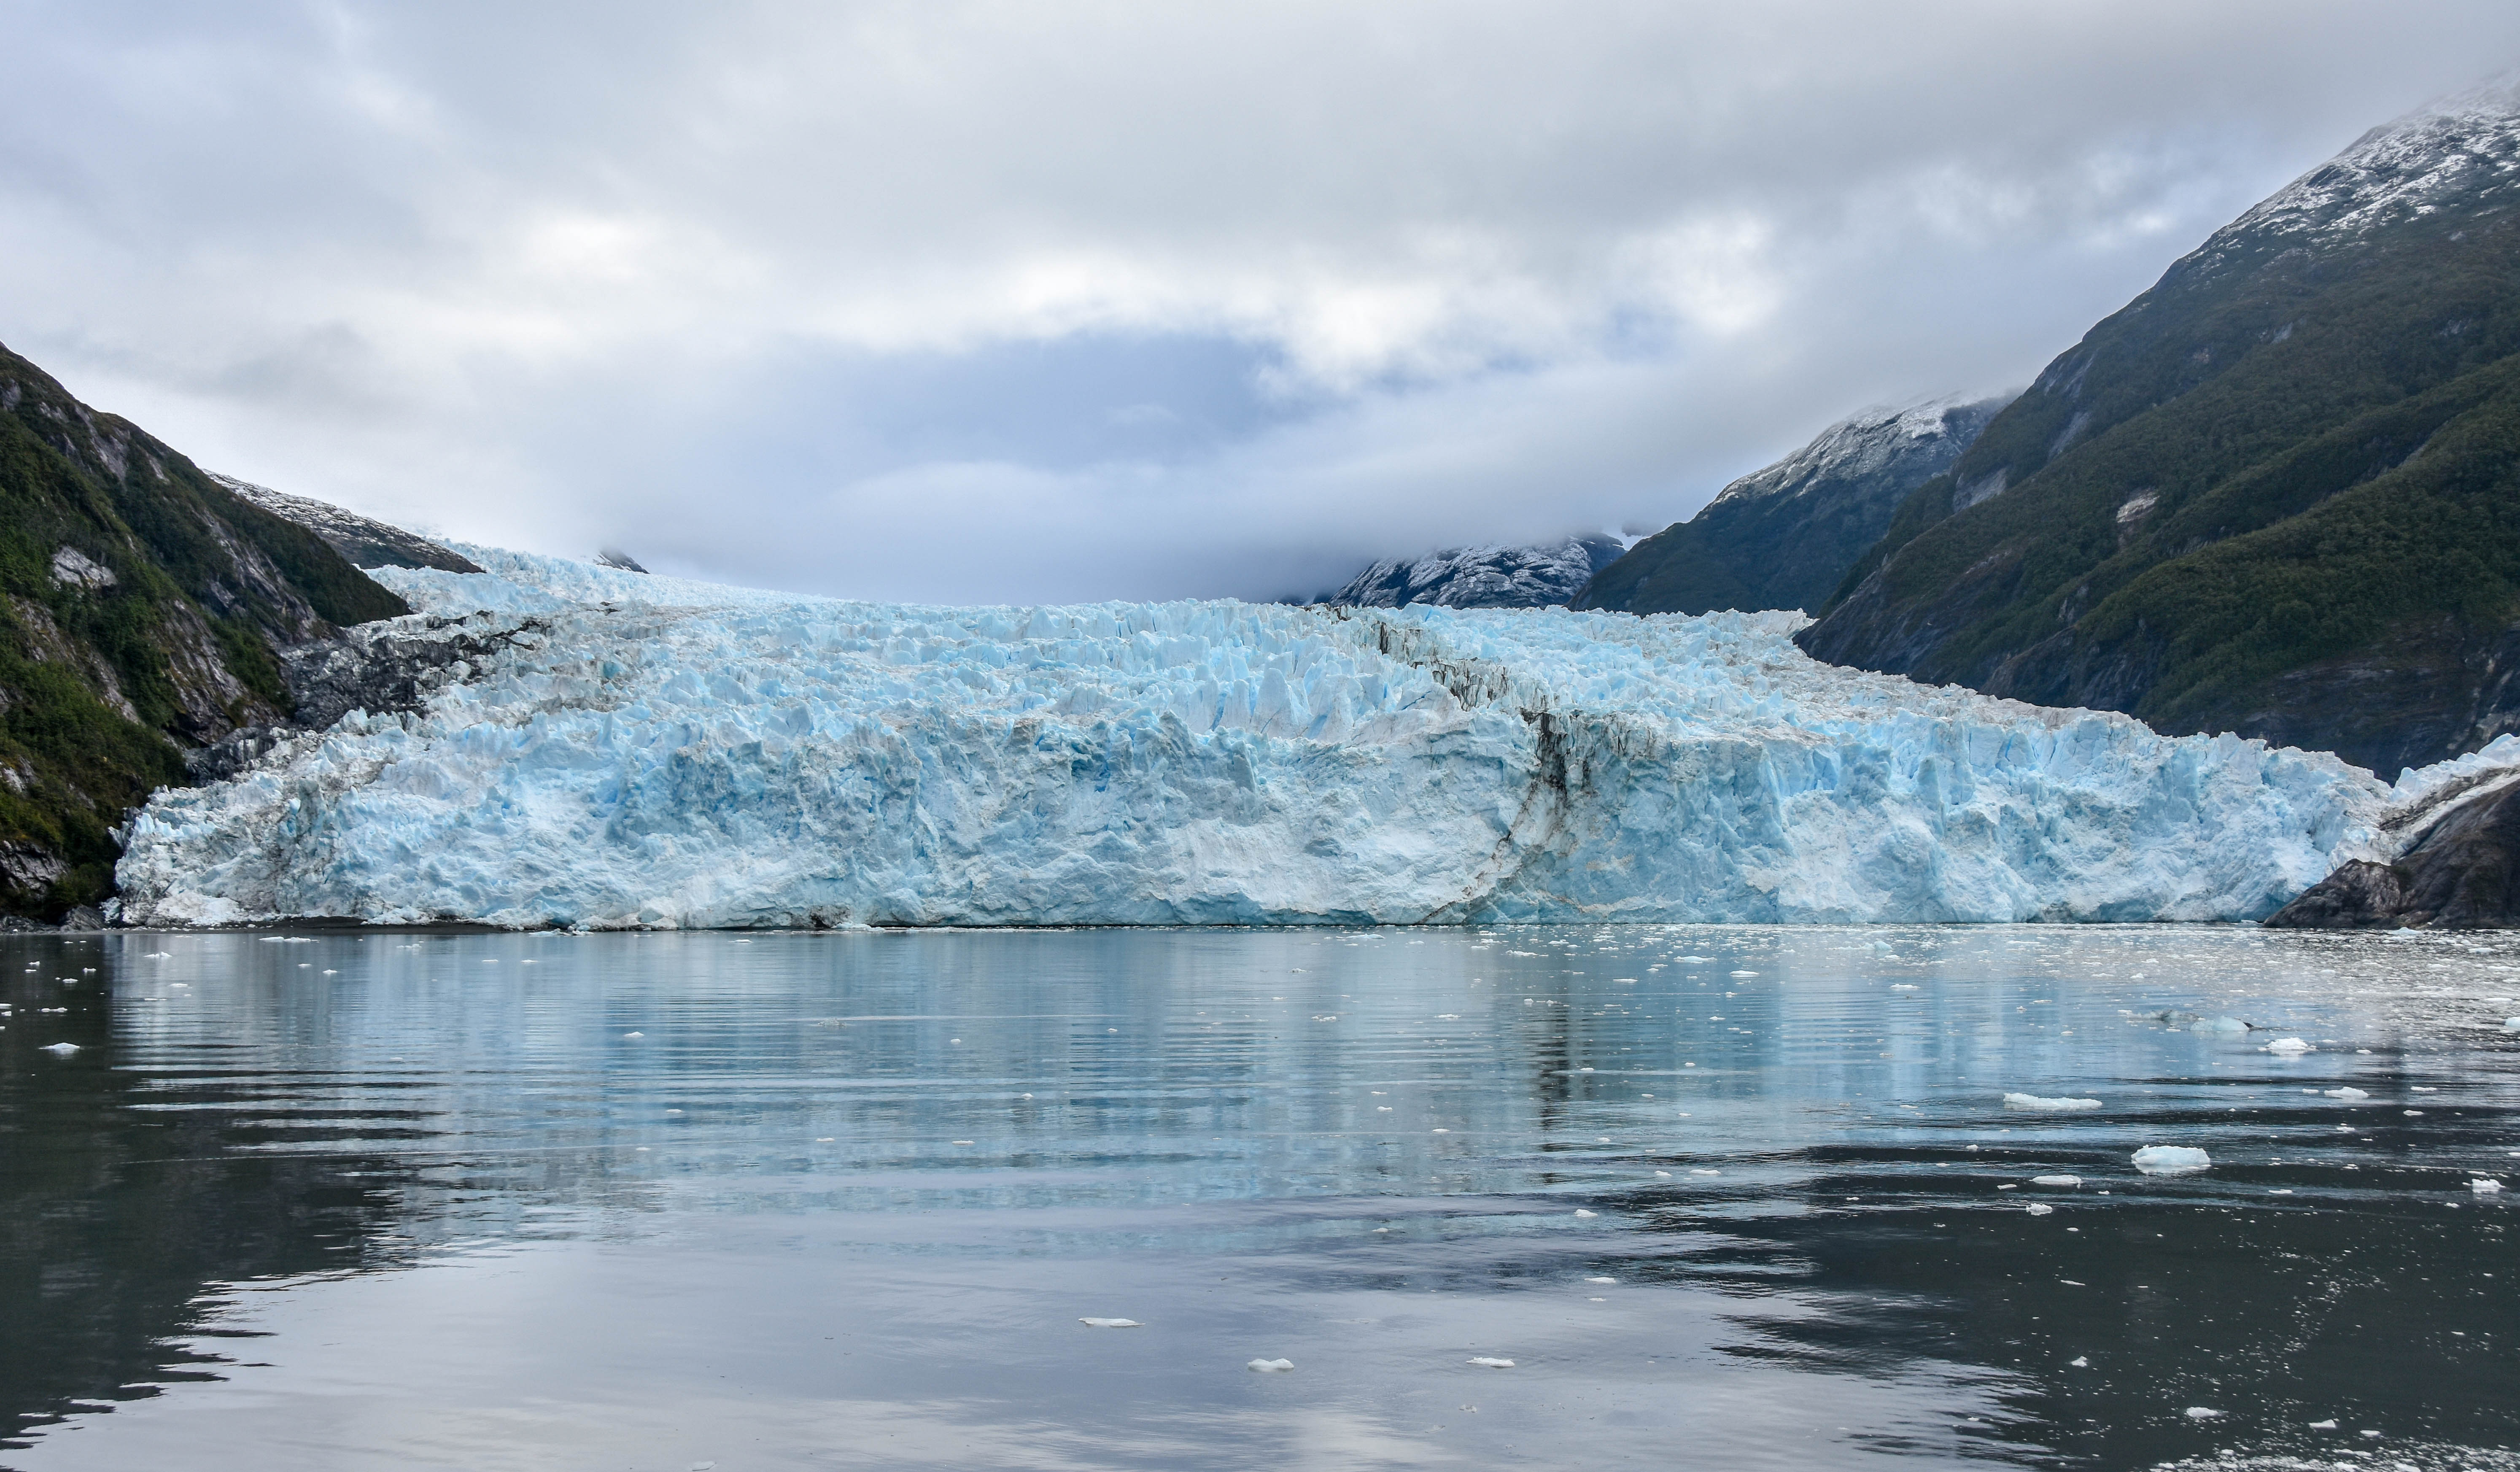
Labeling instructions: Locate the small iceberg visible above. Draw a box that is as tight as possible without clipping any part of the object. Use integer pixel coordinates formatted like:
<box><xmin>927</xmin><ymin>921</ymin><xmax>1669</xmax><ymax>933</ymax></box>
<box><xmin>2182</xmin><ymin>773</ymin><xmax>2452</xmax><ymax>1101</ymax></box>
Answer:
<box><xmin>1466</xmin><ymin>1356</ymin><xmax>1517</xmax><ymax>1368</ymax></box>
<box><xmin>40</xmin><ymin>1042</ymin><xmax>80</xmax><ymax>1057</ymax></box>
<box><xmin>2264</xmin><ymin>1037</ymin><xmax>2313</xmax><ymax>1055</ymax></box>
<box><xmin>2185</xmin><ymin>1407</ymin><xmax>2223</xmax><ymax>1420</ymax></box>
<box><xmin>2132</xmin><ymin>1146</ymin><xmax>2212</xmax><ymax>1175</ymax></box>
<box><xmin>2004</xmin><ymin>1092</ymin><xmax>2102</xmax><ymax>1111</ymax></box>
<box><xmin>2325</xmin><ymin>1086</ymin><xmax>2369</xmax><ymax>1100</ymax></box>
<box><xmin>2029</xmin><ymin>1175</ymin><xmax>2083</xmax><ymax>1188</ymax></box>
<box><xmin>2473</xmin><ymin>1178</ymin><xmax>2505</xmax><ymax>1195</ymax></box>
<box><xmin>1572</xmin><ymin>1208</ymin><xmax>1598</xmax><ymax>1218</ymax></box>
<box><xmin>1246</xmin><ymin>1358</ymin><xmax>1295</xmax><ymax>1372</ymax></box>
<box><xmin>2024</xmin><ymin>1202</ymin><xmax>2054</xmax><ymax>1216</ymax></box>
<box><xmin>1079</xmin><ymin>1318</ymin><xmax>1143</xmax><ymax>1328</ymax></box>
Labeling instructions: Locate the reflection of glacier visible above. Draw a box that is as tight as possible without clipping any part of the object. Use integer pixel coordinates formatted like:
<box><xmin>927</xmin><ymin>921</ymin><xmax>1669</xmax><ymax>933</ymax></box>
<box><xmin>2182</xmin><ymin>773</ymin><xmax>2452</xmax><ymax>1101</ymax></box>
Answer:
<box><xmin>116</xmin><ymin>547</ymin><xmax>2428</xmax><ymax>929</ymax></box>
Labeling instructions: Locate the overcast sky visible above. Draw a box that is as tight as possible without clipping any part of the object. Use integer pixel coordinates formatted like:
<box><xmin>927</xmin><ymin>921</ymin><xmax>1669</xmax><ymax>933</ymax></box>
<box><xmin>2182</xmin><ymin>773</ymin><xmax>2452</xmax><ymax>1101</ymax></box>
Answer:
<box><xmin>5</xmin><ymin>3</ymin><xmax>2517</xmax><ymax>604</ymax></box>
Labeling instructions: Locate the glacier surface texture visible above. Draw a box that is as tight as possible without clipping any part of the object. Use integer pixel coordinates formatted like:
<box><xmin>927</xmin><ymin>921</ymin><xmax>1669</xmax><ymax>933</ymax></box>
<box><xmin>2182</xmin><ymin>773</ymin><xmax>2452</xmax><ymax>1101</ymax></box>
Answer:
<box><xmin>115</xmin><ymin>548</ymin><xmax>2431</xmax><ymax>930</ymax></box>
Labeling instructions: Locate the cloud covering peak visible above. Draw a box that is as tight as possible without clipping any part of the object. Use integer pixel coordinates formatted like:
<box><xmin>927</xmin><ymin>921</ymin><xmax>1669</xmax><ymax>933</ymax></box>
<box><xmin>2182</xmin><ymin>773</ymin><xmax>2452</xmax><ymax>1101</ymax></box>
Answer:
<box><xmin>5</xmin><ymin>2</ymin><xmax>2515</xmax><ymax>602</ymax></box>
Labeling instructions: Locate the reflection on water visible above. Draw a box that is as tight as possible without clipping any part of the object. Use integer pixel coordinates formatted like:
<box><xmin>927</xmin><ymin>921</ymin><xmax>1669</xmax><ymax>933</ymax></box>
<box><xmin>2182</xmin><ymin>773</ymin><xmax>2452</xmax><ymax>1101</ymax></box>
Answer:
<box><xmin>1</xmin><ymin>926</ymin><xmax>2514</xmax><ymax>1469</ymax></box>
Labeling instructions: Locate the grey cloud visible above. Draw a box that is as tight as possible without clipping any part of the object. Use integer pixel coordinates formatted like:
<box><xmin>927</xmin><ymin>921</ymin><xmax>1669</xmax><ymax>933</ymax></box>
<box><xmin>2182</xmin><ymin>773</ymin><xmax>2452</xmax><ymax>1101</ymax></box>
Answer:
<box><xmin>3</xmin><ymin>2</ymin><xmax>2516</xmax><ymax>602</ymax></box>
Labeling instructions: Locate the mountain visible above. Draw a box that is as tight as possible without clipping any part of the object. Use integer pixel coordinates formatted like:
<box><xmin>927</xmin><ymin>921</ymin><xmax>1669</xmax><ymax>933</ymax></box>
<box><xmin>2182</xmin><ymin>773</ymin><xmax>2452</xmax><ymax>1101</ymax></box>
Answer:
<box><xmin>0</xmin><ymin>342</ymin><xmax>407</xmax><ymax>920</ymax></box>
<box><xmin>1799</xmin><ymin>75</ymin><xmax>2520</xmax><ymax>776</ymax></box>
<box><xmin>210</xmin><ymin>474</ymin><xmax>482</xmax><ymax>574</ymax></box>
<box><xmin>1573</xmin><ymin>393</ymin><xmax>2014</xmax><ymax>616</ymax></box>
<box><xmin>1314</xmin><ymin>535</ymin><xmax>1629</xmax><ymax>608</ymax></box>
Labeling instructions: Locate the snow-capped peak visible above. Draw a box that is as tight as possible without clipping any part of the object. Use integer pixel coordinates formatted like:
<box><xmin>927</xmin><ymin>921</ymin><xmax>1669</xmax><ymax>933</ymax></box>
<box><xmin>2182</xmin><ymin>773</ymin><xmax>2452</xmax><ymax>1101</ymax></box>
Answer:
<box><xmin>1708</xmin><ymin>392</ymin><xmax>2013</xmax><ymax>510</ymax></box>
<box><xmin>2215</xmin><ymin>70</ymin><xmax>2520</xmax><ymax>247</ymax></box>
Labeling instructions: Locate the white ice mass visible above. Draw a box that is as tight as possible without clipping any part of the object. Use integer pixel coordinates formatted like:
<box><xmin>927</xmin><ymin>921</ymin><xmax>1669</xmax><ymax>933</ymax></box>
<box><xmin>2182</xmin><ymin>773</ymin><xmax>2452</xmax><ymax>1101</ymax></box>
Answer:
<box><xmin>108</xmin><ymin>546</ymin><xmax>2504</xmax><ymax>930</ymax></box>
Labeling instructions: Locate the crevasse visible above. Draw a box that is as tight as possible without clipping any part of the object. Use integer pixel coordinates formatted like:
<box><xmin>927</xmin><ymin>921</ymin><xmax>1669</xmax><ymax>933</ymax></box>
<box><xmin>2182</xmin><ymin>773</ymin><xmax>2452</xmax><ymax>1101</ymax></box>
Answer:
<box><xmin>111</xmin><ymin>547</ymin><xmax>2457</xmax><ymax>930</ymax></box>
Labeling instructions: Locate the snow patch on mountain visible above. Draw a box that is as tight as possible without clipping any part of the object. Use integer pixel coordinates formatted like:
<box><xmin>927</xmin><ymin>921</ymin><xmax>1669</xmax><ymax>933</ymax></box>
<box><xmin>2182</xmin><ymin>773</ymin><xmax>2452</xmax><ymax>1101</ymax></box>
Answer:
<box><xmin>110</xmin><ymin>547</ymin><xmax>2431</xmax><ymax>930</ymax></box>
<box><xmin>2213</xmin><ymin>71</ymin><xmax>2520</xmax><ymax>248</ymax></box>
<box><xmin>1708</xmin><ymin>393</ymin><xmax>2014</xmax><ymax>511</ymax></box>
<box><xmin>1317</xmin><ymin>535</ymin><xmax>1630</xmax><ymax>609</ymax></box>
<box><xmin>211</xmin><ymin>474</ymin><xmax>482</xmax><ymax>575</ymax></box>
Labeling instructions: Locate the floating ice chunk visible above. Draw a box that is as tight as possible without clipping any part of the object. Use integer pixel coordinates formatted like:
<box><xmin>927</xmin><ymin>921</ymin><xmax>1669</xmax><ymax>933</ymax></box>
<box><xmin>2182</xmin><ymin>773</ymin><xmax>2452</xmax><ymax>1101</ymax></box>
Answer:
<box><xmin>2473</xmin><ymin>1177</ymin><xmax>2506</xmax><ymax>1194</ymax></box>
<box><xmin>1674</xmin><ymin>957</ymin><xmax>1714</xmax><ymax>964</ymax></box>
<box><xmin>1729</xmin><ymin>970</ymin><xmax>1759</xmax><ymax>977</ymax></box>
<box><xmin>2024</xmin><ymin>1202</ymin><xmax>2054</xmax><ymax>1216</ymax></box>
<box><xmin>1247</xmin><ymin>1358</ymin><xmax>1295</xmax><ymax>1372</ymax></box>
<box><xmin>623</xmin><ymin>1031</ymin><xmax>644</xmax><ymax>1039</ymax></box>
<box><xmin>1079</xmin><ymin>1318</ymin><xmax>1143</xmax><ymax>1328</ymax></box>
<box><xmin>2264</xmin><ymin>1037</ymin><xmax>2313</xmax><ymax>1054</ymax></box>
<box><xmin>2308</xmin><ymin>1419</ymin><xmax>2338</xmax><ymax>1430</ymax></box>
<box><xmin>2069</xmin><ymin>1356</ymin><xmax>2089</xmax><ymax>1368</ymax></box>
<box><xmin>2325</xmin><ymin>1087</ymin><xmax>2369</xmax><ymax>1100</ymax></box>
<box><xmin>2195</xmin><ymin>1016</ymin><xmax>2249</xmax><ymax>1033</ymax></box>
<box><xmin>2504</xmin><ymin>1017</ymin><xmax>2520</xmax><ymax>1031</ymax></box>
<box><xmin>40</xmin><ymin>1043</ymin><xmax>79</xmax><ymax>1056</ymax></box>
<box><xmin>2132</xmin><ymin>1146</ymin><xmax>2212</xmax><ymax>1174</ymax></box>
<box><xmin>2030</xmin><ymin>1175</ymin><xmax>2083</xmax><ymax>1188</ymax></box>
<box><xmin>2004</xmin><ymin>1092</ymin><xmax>2102</xmax><ymax>1111</ymax></box>
<box><xmin>1466</xmin><ymin>1357</ymin><xmax>1516</xmax><ymax>1368</ymax></box>
<box><xmin>1890</xmin><ymin>983</ymin><xmax>1918</xmax><ymax>991</ymax></box>
<box><xmin>1585</xmin><ymin>1276</ymin><xmax>1616</xmax><ymax>1283</ymax></box>
<box><xmin>2184</xmin><ymin>1407</ymin><xmax>2222</xmax><ymax>1420</ymax></box>
<box><xmin>1572</xmin><ymin>1209</ymin><xmax>1597</xmax><ymax>1218</ymax></box>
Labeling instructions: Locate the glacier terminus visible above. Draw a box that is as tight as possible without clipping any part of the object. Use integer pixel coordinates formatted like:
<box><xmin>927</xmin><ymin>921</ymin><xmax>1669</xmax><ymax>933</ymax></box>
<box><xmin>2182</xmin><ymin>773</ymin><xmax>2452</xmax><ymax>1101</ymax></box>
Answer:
<box><xmin>111</xmin><ymin>547</ymin><xmax>2505</xmax><ymax>931</ymax></box>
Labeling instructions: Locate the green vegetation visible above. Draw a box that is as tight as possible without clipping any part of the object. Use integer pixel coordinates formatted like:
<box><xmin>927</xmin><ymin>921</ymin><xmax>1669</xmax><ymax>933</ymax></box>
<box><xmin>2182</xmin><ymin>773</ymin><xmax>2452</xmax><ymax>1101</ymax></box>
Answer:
<box><xmin>1800</xmin><ymin>173</ymin><xmax>2520</xmax><ymax>773</ymax></box>
<box><xmin>0</xmin><ymin>343</ymin><xmax>407</xmax><ymax>918</ymax></box>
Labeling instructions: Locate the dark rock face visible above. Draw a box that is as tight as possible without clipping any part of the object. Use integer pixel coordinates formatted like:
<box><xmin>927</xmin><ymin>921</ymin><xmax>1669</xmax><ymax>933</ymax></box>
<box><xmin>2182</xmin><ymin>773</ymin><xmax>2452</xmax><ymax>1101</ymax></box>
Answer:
<box><xmin>1796</xmin><ymin>78</ymin><xmax>2520</xmax><ymax>774</ymax></box>
<box><xmin>594</xmin><ymin>548</ymin><xmax>650</xmax><ymax>574</ymax></box>
<box><xmin>2268</xmin><ymin>779</ymin><xmax>2520</xmax><ymax>928</ymax></box>
<box><xmin>1575</xmin><ymin>393</ymin><xmax>2012</xmax><ymax>617</ymax></box>
<box><xmin>188</xmin><ymin>613</ymin><xmax>552</xmax><ymax>784</ymax></box>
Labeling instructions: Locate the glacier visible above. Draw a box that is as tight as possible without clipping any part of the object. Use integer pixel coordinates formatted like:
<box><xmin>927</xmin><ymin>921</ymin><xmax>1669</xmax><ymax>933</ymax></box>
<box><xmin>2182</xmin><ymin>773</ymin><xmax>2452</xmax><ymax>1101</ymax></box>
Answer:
<box><xmin>111</xmin><ymin>546</ymin><xmax>2464</xmax><ymax>930</ymax></box>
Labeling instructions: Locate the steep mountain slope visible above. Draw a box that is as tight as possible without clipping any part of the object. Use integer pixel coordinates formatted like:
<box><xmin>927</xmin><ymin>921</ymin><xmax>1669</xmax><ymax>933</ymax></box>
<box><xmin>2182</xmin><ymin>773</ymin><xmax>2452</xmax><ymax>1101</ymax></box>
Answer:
<box><xmin>1574</xmin><ymin>393</ymin><xmax>2013</xmax><ymax>615</ymax></box>
<box><xmin>0</xmin><ymin>343</ymin><xmax>407</xmax><ymax>919</ymax></box>
<box><xmin>1800</xmin><ymin>76</ymin><xmax>2520</xmax><ymax>775</ymax></box>
<box><xmin>1315</xmin><ymin>535</ymin><xmax>1628</xmax><ymax>608</ymax></box>
<box><xmin>211</xmin><ymin>475</ymin><xmax>482</xmax><ymax>574</ymax></box>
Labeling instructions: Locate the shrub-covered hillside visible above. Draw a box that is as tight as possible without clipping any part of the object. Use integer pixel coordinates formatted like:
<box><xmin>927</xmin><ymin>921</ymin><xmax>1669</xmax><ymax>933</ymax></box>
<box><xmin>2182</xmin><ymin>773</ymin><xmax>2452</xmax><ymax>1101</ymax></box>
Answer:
<box><xmin>0</xmin><ymin>343</ymin><xmax>407</xmax><ymax>919</ymax></box>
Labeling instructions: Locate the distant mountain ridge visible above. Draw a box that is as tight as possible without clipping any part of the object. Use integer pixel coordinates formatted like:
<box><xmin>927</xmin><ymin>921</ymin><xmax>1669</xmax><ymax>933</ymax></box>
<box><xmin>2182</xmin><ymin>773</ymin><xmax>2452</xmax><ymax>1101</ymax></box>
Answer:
<box><xmin>1798</xmin><ymin>73</ymin><xmax>2520</xmax><ymax>775</ymax></box>
<box><xmin>1575</xmin><ymin>392</ymin><xmax>2014</xmax><ymax>616</ymax></box>
<box><xmin>210</xmin><ymin>474</ymin><xmax>482</xmax><ymax>575</ymax></box>
<box><xmin>1313</xmin><ymin>534</ymin><xmax>1630</xmax><ymax>609</ymax></box>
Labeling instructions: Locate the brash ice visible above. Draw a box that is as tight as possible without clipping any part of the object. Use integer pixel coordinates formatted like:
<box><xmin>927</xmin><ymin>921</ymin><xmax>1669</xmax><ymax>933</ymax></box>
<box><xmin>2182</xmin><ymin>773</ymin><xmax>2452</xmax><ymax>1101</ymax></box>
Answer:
<box><xmin>112</xmin><ymin>548</ymin><xmax>2494</xmax><ymax>930</ymax></box>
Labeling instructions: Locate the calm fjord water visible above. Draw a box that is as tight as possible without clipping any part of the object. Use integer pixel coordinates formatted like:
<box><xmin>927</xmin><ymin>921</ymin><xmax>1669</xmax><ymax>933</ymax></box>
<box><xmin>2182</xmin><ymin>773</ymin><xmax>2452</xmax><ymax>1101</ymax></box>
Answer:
<box><xmin>2</xmin><ymin>926</ymin><xmax>2514</xmax><ymax>1471</ymax></box>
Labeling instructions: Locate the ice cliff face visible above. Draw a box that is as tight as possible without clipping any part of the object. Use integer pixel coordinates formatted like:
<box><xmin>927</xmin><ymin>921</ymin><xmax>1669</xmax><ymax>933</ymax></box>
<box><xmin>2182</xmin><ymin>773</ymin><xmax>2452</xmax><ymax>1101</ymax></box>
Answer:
<box><xmin>114</xmin><ymin>548</ymin><xmax>2432</xmax><ymax>930</ymax></box>
<box><xmin>1316</xmin><ymin>535</ymin><xmax>1629</xmax><ymax>609</ymax></box>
